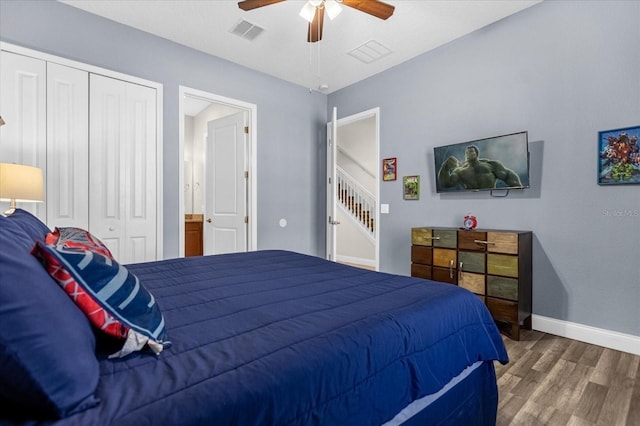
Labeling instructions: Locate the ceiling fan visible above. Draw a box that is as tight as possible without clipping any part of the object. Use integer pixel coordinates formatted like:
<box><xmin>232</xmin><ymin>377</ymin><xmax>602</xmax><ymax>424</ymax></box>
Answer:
<box><xmin>237</xmin><ymin>0</ymin><xmax>395</xmax><ymax>43</ymax></box>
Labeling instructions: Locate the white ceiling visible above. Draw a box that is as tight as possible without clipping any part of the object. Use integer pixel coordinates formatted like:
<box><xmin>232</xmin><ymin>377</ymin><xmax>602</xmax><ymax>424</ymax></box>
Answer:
<box><xmin>60</xmin><ymin>0</ymin><xmax>541</xmax><ymax>94</ymax></box>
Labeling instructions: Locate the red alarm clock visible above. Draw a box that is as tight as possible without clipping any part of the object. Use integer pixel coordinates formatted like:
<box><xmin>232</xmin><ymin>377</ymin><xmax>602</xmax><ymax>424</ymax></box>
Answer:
<box><xmin>463</xmin><ymin>214</ymin><xmax>477</xmax><ymax>230</ymax></box>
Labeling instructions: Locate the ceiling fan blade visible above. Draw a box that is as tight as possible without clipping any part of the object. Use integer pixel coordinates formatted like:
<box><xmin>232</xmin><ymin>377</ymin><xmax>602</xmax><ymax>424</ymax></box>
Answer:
<box><xmin>307</xmin><ymin>7</ymin><xmax>325</xmax><ymax>43</ymax></box>
<box><xmin>341</xmin><ymin>0</ymin><xmax>395</xmax><ymax>20</ymax></box>
<box><xmin>237</xmin><ymin>0</ymin><xmax>285</xmax><ymax>11</ymax></box>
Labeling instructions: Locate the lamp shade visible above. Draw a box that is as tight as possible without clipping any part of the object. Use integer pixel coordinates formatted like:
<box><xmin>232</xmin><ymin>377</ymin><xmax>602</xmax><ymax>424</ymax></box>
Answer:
<box><xmin>0</xmin><ymin>163</ymin><xmax>45</xmax><ymax>203</ymax></box>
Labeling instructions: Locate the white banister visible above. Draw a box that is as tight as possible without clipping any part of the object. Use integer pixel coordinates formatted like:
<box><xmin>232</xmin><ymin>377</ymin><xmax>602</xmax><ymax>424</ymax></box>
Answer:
<box><xmin>336</xmin><ymin>166</ymin><xmax>375</xmax><ymax>238</ymax></box>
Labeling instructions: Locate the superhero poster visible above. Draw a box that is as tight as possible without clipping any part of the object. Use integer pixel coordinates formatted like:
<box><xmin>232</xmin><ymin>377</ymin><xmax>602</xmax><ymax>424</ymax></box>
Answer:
<box><xmin>598</xmin><ymin>125</ymin><xmax>640</xmax><ymax>185</ymax></box>
<box><xmin>403</xmin><ymin>175</ymin><xmax>419</xmax><ymax>200</ymax></box>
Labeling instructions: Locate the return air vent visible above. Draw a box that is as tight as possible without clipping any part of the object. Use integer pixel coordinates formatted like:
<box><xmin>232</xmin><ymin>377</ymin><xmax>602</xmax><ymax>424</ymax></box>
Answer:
<box><xmin>347</xmin><ymin>40</ymin><xmax>392</xmax><ymax>64</ymax></box>
<box><xmin>230</xmin><ymin>19</ymin><xmax>265</xmax><ymax>41</ymax></box>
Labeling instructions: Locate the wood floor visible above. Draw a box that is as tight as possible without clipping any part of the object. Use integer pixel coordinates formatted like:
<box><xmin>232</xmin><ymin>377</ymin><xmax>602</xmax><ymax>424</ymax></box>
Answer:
<box><xmin>495</xmin><ymin>329</ymin><xmax>640</xmax><ymax>426</ymax></box>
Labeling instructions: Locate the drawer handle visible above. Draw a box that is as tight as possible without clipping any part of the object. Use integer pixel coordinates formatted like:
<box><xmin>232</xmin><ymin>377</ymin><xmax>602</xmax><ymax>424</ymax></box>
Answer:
<box><xmin>428</xmin><ymin>237</ymin><xmax>440</xmax><ymax>240</ymax></box>
<box><xmin>449</xmin><ymin>259</ymin><xmax>455</xmax><ymax>279</ymax></box>
<box><xmin>474</xmin><ymin>240</ymin><xmax>496</xmax><ymax>245</ymax></box>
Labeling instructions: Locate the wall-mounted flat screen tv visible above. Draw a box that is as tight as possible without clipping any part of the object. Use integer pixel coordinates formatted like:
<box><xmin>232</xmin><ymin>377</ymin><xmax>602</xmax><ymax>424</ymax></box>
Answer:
<box><xmin>434</xmin><ymin>131</ymin><xmax>530</xmax><ymax>193</ymax></box>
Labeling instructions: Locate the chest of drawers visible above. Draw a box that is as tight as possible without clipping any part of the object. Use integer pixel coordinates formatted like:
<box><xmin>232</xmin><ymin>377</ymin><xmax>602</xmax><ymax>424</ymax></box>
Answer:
<box><xmin>411</xmin><ymin>227</ymin><xmax>532</xmax><ymax>340</ymax></box>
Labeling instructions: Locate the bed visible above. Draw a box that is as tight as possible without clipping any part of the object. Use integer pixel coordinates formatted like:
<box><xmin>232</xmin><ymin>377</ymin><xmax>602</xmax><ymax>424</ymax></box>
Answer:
<box><xmin>0</xmin><ymin>209</ymin><xmax>508</xmax><ymax>425</ymax></box>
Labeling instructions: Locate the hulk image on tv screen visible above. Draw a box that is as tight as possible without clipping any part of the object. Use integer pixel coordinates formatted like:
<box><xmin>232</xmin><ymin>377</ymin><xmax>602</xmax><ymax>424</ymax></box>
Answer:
<box><xmin>434</xmin><ymin>132</ymin><xmax>529</xmax><ymax>192</ymax></box>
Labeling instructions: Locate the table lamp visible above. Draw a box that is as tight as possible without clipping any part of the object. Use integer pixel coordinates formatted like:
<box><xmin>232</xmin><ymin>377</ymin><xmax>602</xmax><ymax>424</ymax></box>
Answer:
<box><xmin>0</xmin><ymin>163</ymin><xmax>45</xmax><ymax>216</ymax></box>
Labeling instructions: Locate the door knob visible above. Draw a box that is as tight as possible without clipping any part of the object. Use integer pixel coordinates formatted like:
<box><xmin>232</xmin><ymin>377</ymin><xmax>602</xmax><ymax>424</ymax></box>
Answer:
<box><xmin>206</xmin><ymin>218</ymin><xmax>212</xmax><ymax>223</ymax></box>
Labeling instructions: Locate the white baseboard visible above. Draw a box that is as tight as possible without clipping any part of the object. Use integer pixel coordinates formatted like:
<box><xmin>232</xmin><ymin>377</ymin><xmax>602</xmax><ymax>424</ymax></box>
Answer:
<box><xmin>335</xmin><ymin>255</ymin><xmax>376</xmax><ymax>268</ymax></box>
<box><xmin>532</xmin><ymin>315</ymin><xmax>640</xmax><ymax>356</ymax></box>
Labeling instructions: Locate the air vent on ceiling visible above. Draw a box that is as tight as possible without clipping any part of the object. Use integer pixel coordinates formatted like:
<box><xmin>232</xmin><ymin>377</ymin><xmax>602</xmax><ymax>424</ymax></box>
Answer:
<box><xmin>230</xmin><ymin>19</ymin><xmax>265</xmax><ymax>41</ymax></box>
<box><xmin>347</xmin><ymin>40</ymin><xmax>392</xmax><ymax>64</ymax></box>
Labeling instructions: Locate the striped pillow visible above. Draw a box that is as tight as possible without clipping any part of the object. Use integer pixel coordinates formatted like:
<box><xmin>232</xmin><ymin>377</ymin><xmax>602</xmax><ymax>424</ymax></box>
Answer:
<box><xmin>45</xmin><ymin>227</ymin><xmax>113</xmax><ymax>259</ymax></box>
<box><xmin>32</xmin><ymin>242</ymin><xmax>167</xmax><ymax>358</ymax></box>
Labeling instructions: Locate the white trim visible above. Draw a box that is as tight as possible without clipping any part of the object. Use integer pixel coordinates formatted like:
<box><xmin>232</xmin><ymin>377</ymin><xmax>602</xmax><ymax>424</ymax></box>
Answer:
<box><xmin>178</xmin><ymin>86</ymin><xmax>257</xmax><ymax>257</ymax></box>
<box><xmin>533</xmin><ymin>315</ymin><xmax>640</xmax><ymax>356</ymax></box>
<box><xmin>336</xmin><ymin>255</ymin><xmax>377</xmax><ymax>269</ymax></box>
<box><xmin>1</xmin><ymin>41</ymin><xmax>164</xmax><ymax>260</ymax></box>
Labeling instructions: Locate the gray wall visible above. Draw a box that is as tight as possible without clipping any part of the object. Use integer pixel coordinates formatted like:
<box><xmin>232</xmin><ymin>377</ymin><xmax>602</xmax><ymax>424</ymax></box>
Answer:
<box><xmin>0</xmin><ymin>0</ymin><xmax>327</xmax><ymax>259</ymax></box>
<box><xmin>329</xmin><ymin>1</ymin><xmax>640</xmax><ymax>336</ymax></box>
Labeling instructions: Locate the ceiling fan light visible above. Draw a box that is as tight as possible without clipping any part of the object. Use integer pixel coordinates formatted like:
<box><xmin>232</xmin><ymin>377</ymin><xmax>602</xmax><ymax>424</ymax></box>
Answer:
<box><xmin>325</xmin><ymin>0</ymin><xmax>342</xmax><ymax>20</ymax></box>
<box><xmin>309</xmin><ymin>0</ymin><xmax>323</xmax><ymax>7</ymax></box>
<box><xmin>299</xmin><ymin>2</ymin><xmax>316</xmax><ymax>23</ymax></box>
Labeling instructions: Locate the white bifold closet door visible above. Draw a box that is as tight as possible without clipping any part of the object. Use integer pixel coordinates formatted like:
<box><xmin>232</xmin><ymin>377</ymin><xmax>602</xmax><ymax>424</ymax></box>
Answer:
<box><xmin>89</xmin><ymin>74</ymin><xmax>157</xmax><ymax>264</ymax></box>
<box><xmin>46</xmin><ymin>62</ymin><xmax>89</xmax><ymax>229</ymax></box>
<box><xmin>0</xmin><ymin>51</ymin><xmax>46</xmax><ymax>219</ymax></box>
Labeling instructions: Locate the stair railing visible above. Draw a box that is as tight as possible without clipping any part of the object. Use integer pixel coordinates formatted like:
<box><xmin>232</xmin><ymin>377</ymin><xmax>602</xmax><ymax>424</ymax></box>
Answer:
<box><xmin>336</xmin><ymin>166</ymin><xmax>376</xmax><ymax>238</ymax></box>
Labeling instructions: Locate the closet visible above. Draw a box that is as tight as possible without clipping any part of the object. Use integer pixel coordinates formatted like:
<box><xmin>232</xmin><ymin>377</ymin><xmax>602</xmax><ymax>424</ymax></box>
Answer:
<box><xmin>0</xmin><ymin>45</ymin><xmax>161</xmax><ymax>263</ymax></box>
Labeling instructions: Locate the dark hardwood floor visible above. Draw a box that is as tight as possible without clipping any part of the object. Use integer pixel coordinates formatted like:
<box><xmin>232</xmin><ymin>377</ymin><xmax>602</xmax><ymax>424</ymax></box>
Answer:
<box><xmin>495</xmin><ymin>329</ymin><xmax>639</xmax><ymax>426</ymax></box>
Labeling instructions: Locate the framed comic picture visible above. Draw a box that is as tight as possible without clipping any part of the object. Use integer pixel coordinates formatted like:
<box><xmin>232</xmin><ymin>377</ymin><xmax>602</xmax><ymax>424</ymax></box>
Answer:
<box><xmin>382</xmin><ymin>157</ymin><xmax>397</xmax><ymax>181</ymax></box>
<box><xmin>403</xmin><ymin>175</ymin><xmax>419</xmax><ymax>200</ymax></box>
<box><xmin>598</xmin><ymin>125</ymin><xmax>640</xmax><ymax>185</ymax></box>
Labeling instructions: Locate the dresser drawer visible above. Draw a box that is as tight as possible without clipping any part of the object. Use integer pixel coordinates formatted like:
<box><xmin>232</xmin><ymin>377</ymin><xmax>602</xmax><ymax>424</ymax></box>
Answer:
<box><xmin>487</xmin><ymin>232</ymin><xmax>519</xmax><ymax>254</ymax></box>
<box><xmin>486</xmin><ymin>297</ymin><xmax>518</xmax><ymax>322</ymax></box>
<box><xmin>487</xmin><ymin>275</ymin><xmax>518</xmax><ymax>300</ymax></box>
<box><xmin>458</xmin><ymin>231</ymin><xmax>487</xmax><ymax>251</ymax></box>
<box><xmin>433</xmin><ymin>229</ymin><xmax>457</xmax><ymax>248</ymax></box>
<box><xmin>459</xmin><ymin>272</ymin><xmax>485</xmax><ymax>295</ymax></box>
<box><xmin>411</xmin><ymin>264</ymin><xmax>432</xmax><ymax>279</ymax></box>
<box><xmin>433</xmin><ymin>248</ymin><xmax>456</xmax><ymax>268</ymax></box>
<box><xmin>459</xmin><ymin>251</ymin><xmax>485</xmax><ymax>273</ymax></box>
<box><xmin>412</xmin><ymin>228</ymin><xmax>434</xmax><ymax>246</ymax></box>
<box><xmin>433</xmin><ymin>267</ymin><xmax>456</xmax><ymax>284</ymax></box>
<box><xmin>487</xmin><ymin>254</ymin><xmax>518</xmax><ymax>278</ymax></box>
<box><xmin>411</xmin><ymin>245</ymin><xmax>432</xmax><ymax>265</ymax></box>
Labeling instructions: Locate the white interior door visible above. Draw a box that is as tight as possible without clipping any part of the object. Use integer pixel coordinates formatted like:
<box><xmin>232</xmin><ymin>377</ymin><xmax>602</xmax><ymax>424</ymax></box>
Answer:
<box><xmin>326</xmin><ymin>108</ymin><xmax>380</xmax><ymax>270</ymax></box>
<box><xmin>326</xmin><ymin>107</ymin><xmax>338</xmax><ymax>261</ymax></box>
<box><xmin>46</xmin><ymin>62</ymin><xmax>89</xmax><ymax>229</ymax></box>
<box><xmin>0</xmin><ymin>51</ymin><xmax>46</xmax><ymax>220</ymax></box>
<box><xmin>89</xmin><ymin>74</ymin><xmax>157</xmax><ymax>264</ymax></box>
<box><xmin>204</xmin><ymin>111</ymin><xmax>247</xmax><ymax>255</ymax></box>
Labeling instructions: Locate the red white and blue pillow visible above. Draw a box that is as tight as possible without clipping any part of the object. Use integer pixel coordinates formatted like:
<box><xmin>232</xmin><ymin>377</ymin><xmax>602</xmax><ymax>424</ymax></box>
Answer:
<box><xmin>33</xmin><ymin>242</ymin><xmax>167</xmax><ymax>358</ymax></box>
<box><xmin>46</xmin><ymin>227</ymin><xmax>113</xmax><ymax>258</ymax></box>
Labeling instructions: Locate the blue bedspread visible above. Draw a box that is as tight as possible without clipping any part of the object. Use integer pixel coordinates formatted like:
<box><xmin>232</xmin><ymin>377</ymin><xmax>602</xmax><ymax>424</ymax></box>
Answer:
<box><xmin>56</xmin><ymin>250</ymin><xmax>508</xmax><ymax>425</ymax></box>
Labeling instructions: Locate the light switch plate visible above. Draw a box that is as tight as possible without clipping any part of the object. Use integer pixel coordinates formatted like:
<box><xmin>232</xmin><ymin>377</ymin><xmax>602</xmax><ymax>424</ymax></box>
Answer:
<box><xmin>380</xmin><ymin>204</ymin><xmax>389</xmax><ymax>214</ymax></box>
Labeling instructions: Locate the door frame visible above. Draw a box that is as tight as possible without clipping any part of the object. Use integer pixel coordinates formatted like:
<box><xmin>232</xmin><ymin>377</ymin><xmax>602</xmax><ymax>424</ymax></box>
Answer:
<box><xmin>178</xmin><ymin>86</ymin><xmax>257</xmax><ymax>257</ymax></box>
<box><xmin>327</xmin><ymin>107</ymin><xmax>380</xmax><ymax>270</ymax></box>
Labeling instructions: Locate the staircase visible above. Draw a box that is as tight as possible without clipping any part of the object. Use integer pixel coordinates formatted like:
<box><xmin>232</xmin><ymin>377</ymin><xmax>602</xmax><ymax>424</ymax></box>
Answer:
<box><xmin>336</xmin><ymin>166</ymin><xmax>375</xmax><ymax>239</ymax></box>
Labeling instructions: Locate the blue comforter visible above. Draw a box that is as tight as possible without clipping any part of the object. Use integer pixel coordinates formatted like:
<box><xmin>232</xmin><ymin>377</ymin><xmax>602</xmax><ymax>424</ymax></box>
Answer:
<box><xmin>56</xmin><ymin>250</ymin><xmax>508</xmax><ymax>425</ymax></box>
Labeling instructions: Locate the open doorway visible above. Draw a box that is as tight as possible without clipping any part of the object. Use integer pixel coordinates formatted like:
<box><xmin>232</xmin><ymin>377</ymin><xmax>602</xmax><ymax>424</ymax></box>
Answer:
<box><xmin>178</xmin><ymin>86</ymin><xmax>257</xmax><ymax>257</ymax></box>
<box><xmin>327</xmin><ymin>108</ymin><xmax>380</xmax><ymax>270</ymax></box>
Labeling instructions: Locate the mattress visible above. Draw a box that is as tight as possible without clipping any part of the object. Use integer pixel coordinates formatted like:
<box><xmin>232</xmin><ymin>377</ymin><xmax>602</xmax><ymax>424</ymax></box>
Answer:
<box><xmin>50</xmin><ymin>250</ymin><xmax>508</xmax><ymax>425</ymax></box>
